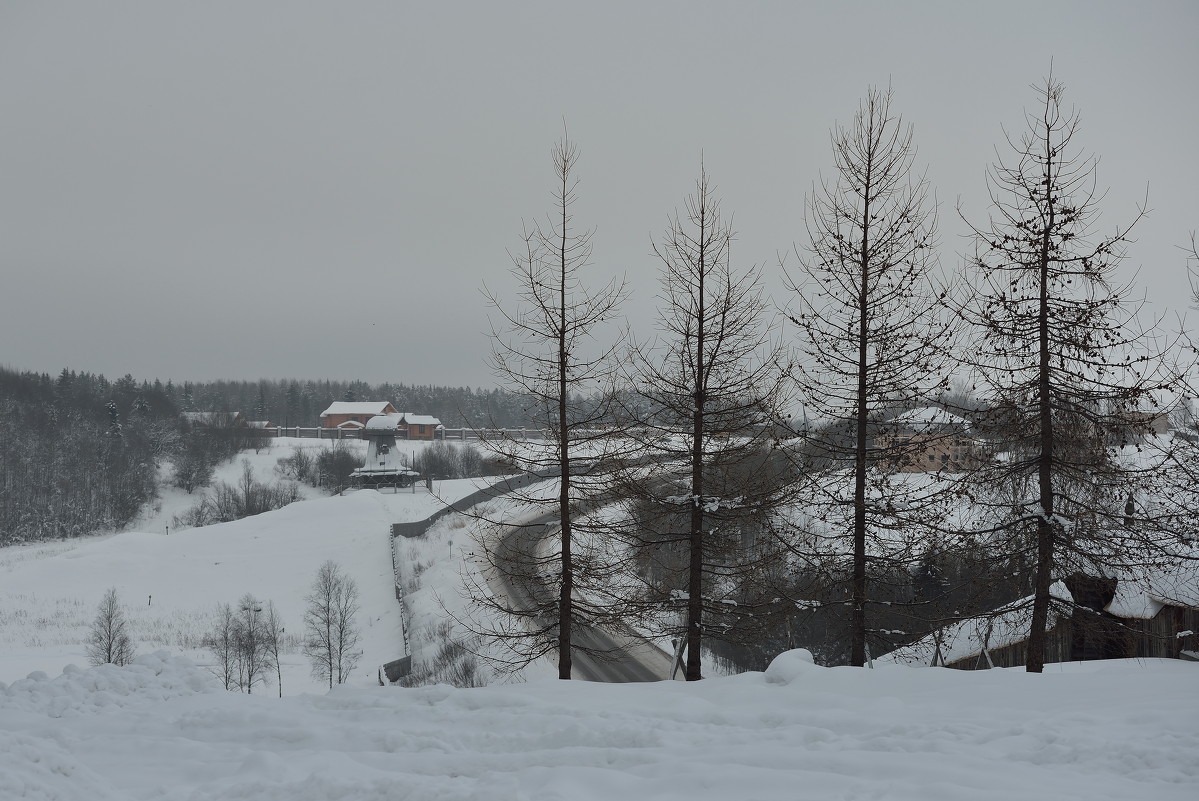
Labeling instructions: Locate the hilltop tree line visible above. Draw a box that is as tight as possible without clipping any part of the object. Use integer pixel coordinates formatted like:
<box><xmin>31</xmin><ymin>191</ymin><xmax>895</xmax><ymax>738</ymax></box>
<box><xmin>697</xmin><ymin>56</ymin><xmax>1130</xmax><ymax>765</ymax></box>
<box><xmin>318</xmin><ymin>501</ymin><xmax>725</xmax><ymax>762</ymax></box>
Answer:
<box><xmin>0</xmin><ymin>367</ymin><xmax>539</xmax><ymax>544</ymax></box>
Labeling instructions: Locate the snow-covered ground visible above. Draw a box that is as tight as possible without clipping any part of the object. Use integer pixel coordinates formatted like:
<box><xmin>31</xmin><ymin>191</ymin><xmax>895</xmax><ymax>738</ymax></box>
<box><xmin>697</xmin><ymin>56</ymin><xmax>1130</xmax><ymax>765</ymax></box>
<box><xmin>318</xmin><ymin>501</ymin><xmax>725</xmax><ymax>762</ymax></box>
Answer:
<box><xmin>2</xmin><ymin>441</ymin><xmax>1197</xmax><ymax>799</ymax></box>
<box><xmin>0</xmin><ymin>439</ymin><xmax>497</xmax><ymax>694</ymax></box>
<box><xmin>2</xmin><ymin>651</ymin><xmax>1195</xmax><ymax>800</ymax></box>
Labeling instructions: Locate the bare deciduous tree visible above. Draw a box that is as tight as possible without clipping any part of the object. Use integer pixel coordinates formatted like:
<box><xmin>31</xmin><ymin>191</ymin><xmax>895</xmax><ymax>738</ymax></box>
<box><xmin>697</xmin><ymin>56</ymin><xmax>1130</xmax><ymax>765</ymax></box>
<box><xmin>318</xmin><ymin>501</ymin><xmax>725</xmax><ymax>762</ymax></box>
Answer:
<box><xmin>478</xmin><ymin>132</ymin><xmax>627</xmax><ymax>679</ymax></box>
<box><xmin>205</xmin><ymin>602</ymin><xmax>238</xmax><ymax>690</ymax></box>
<box><xmin>786</xmin><ymin>86</ymin><xmax>955</xmax><ymax>666</ymax></box>
<box><xmin>960</xmin><ymin>73</ymin><xmax>1182</xmax><ymax>672</ymax></box>
<box><xmin>204</xmin><ymin>595</ymin><xmax>283</xmax><ymax>694</ymax></box>
<box><xmin>619</xmin><ymin>164</ymin><xmax>790</xmax><ymax>680</ymax></box>
<box><xmin>303</xmin><ymin>560</ymin><xmax>361</xmax><ymax>688</ymax></box>
<box><xmin>265</xmin><ymin>601</ymin><xmax>285</xmax><ymax>698</ymax></box>
<box><xmin>87</xmin><ymin>587</ymin><xmax>136</xmax><ymax>667</ymax></box>
<box><xmin>234</xmin><ymin>593</ymin><xmax>271</xmax><ymax>694</ymax></box>
<box><xmin>1187</xmin><ymin>232</ymin><xmax>1199</xmax><ymax>308</ymax></box>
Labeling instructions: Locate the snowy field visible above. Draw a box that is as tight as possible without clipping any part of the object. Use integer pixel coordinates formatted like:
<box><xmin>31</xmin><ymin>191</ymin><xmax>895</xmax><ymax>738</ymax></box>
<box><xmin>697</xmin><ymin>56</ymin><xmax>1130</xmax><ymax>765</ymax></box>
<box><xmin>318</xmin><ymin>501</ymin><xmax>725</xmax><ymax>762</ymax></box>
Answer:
<box><xmin>1</xmin><ymin>651</ymin><xmax>1195</xmax><ymax>800</ymax></box>
<box><xmin>0</xmin><ymin>439</ymin><xmax>497</xmax><ymax>693</ymax></box>
<box><xmin>2</xmin><ymin>441</ymin><xmax>1197</xmax><ymax>799</ymax></box>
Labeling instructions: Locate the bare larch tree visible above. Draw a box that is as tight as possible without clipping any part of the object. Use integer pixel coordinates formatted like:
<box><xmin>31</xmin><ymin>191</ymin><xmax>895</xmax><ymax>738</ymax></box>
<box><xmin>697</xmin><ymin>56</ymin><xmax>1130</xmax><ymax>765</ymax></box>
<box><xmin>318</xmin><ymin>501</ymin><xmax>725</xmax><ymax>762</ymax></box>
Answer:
<box><xmin>480</xmin><ymin>133</ymin><xmax>627</xmax><ymax>679</ymax></box>
<box><xmin>620</xmin><ymin>164</ymin><xmax>789</xmax><ymax>680</ymax></box>
<box><xmin>960</xmin><ymin>74</ymin><xmax>1182</xmax><ymax>673</ymax></box>
<box><xmin>787</xmin><ymin>86</ymin><xmax>955</xmax><ymax>666</ymax></box>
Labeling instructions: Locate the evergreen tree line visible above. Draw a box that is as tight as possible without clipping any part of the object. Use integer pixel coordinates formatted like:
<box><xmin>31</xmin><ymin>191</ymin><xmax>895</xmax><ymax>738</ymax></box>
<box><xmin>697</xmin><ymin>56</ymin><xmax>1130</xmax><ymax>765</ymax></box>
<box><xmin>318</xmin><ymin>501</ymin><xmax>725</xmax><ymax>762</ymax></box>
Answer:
<box><xmin>0</xmin><ymin>367</ymin><xmax>178</xmax><ymax>543</ymax></box>
<box><xmin>0</xmin><ymin>366</ymin><xmax>549</xmax><ymax>544</ymax></box>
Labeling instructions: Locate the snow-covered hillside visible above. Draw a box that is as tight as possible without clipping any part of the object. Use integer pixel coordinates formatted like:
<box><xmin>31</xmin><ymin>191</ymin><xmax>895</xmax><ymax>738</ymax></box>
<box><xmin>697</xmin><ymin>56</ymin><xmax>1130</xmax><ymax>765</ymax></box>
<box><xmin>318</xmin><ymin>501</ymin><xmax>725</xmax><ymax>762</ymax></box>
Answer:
<box><xmin>0</xmin><ymin>438</ymin><xmax>494</xmax><ymax>693</ymax></box>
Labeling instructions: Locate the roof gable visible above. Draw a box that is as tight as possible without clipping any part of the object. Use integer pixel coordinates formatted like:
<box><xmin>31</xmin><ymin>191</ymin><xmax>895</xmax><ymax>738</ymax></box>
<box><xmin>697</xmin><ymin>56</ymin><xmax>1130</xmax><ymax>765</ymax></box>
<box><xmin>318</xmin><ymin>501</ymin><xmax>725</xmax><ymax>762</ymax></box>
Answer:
<box><xmin>320</xmin><ymin>401</ymin><xmax>395</xmax><ymax>417</ymax></box>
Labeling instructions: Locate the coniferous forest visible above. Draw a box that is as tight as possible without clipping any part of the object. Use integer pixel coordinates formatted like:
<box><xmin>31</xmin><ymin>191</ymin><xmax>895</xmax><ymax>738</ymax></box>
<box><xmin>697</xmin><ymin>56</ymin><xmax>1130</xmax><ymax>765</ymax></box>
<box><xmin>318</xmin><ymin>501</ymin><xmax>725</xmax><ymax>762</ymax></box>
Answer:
<box><xmin>0</xmin><ymin>366</ymin><xmax>535</xmax><ymax>544</ymax></box>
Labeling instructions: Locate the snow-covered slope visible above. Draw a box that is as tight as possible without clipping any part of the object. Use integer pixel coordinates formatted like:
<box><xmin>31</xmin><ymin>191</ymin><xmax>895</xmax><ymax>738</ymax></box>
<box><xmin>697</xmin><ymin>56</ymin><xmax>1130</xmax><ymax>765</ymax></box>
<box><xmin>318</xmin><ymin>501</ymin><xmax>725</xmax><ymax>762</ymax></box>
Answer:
<box><xmin>0</xmin><ymin>474</ymin><xmax>489</xmax><ymax>693</ymax></box>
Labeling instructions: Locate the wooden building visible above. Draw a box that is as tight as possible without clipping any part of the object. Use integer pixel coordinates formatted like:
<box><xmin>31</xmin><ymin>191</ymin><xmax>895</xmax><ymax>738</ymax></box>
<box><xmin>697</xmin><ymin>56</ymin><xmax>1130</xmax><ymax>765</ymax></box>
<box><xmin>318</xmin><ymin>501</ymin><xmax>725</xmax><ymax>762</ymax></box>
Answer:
<box><xmin>393</xmin><ymin>412</ymin><xmax>443</xmax><ymax>441</ymax></box>
<box><xmin>879</xmin><ymin>568</ymin><xmax>1199</xmax><ymax>669</ymax></box>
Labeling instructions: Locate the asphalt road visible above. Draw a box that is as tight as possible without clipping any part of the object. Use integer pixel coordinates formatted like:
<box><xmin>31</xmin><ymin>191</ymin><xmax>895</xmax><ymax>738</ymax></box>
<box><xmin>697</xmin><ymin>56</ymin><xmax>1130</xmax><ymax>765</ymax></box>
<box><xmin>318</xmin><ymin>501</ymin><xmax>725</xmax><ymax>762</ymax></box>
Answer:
<box><xmin>490</xmin><ymin>508</ymin><xmax>674</xmax><ymax>683</ymax></box>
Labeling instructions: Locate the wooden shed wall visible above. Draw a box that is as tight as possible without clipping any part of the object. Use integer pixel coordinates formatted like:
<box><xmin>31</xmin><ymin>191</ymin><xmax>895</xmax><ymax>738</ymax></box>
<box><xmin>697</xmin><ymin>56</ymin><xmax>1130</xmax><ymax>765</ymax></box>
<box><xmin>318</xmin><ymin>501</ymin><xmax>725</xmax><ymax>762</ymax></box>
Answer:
<box><xmin>946</xmin><ymin>604</ymin><xmax>1198</xmax><ymax>670</ymax></box>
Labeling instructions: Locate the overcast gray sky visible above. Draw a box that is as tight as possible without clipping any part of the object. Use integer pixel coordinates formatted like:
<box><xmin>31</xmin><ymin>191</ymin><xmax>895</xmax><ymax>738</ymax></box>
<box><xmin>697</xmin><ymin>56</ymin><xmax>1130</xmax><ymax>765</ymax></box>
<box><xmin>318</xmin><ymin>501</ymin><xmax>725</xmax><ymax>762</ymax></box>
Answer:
<box><xmin>2</xmin><ymin>1</ymin><xmax>1196</xmax><ymax>389</ymax></box>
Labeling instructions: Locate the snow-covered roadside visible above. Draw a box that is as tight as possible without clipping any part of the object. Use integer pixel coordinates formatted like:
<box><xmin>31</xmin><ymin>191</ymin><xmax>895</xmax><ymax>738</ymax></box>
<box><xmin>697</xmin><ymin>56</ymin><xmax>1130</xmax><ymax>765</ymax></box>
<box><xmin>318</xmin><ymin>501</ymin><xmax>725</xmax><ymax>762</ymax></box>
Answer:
<box><xmin>395</xmin><ymin>482</ymin><xmax>562</xmax><ymax>684</ymax></box>
<box><xmin>1</xmin><ymin>650</ymin><xmax>1194</xmax><ymax>800</ymax></box>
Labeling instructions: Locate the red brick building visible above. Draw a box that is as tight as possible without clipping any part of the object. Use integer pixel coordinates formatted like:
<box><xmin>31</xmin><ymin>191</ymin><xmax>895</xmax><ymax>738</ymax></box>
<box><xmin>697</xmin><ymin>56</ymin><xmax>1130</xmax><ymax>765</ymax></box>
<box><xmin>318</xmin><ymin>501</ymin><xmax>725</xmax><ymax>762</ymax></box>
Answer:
<box><xmin>394</xmin><ymin>413</ymin><xmax>443</xmax><ymax>440</ymax></box>
<box><xmin>319</xmin><ymin>401</ymin><xmax>397</xmax><ymax>429</ymax></box>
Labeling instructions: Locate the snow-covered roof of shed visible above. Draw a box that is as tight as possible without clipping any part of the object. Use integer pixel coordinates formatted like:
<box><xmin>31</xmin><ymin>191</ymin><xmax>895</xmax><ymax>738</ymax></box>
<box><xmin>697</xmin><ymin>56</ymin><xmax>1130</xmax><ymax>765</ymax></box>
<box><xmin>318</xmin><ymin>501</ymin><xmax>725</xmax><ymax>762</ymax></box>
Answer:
<box><xmin>1104</xmin><ymin>557</ymin><xmax>1199</xmax><ymax>619</ymax></box>
<box><xmin>398</xmin><ymin>413</ymin><xmax>442</xmax><ymax>427</ymax></box>
<box><xmin>887</xmin><ymin>407</ymin><xmax>971</xmax><ymax>432</ymax></box>
<box><xmin>363</xmin><ymin>413</ymin><xmax>443</xmax><ymax>431</ymax></box>
<box><xmin>877</xmin><ymin>582</ymin><xmax>1073</xmax><ymax>667</ymax></box>
<box><xmin>320</xmin><ymin>402</ymin><xmax>393</xmax><ymax>417</ymax></box>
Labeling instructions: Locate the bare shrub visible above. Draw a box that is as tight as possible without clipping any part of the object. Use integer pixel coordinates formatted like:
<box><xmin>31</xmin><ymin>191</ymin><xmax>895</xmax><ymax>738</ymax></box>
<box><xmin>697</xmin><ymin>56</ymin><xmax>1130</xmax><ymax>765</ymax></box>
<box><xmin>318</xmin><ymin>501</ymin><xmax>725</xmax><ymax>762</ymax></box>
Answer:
<box><xmin>315</xmin><ymin>442</ymin><xmax>363</xmax><ymax>493</ymax></box>
<box><xmin>412</xmin><ymin>441</ymin><xmax>486</xmax><ymax>479</ymax></box>
<box><xmin>275</xmin><ymin>446</ymin><xmax>315</xmax><ymax>483</ymax></box>
<box><xmin>86</xmin><ymin>587</ymin><xmax>136</xmax><ymax>666</ymax></box>
<box><xmin>397</xmin><ymin>638</ymin><xmax>486</xmax><ymax>688</ymax></box>
<box><xmin>171</xmin><ymin>460</ymin><xmax>302</xmax><ymax>529</ymax></box>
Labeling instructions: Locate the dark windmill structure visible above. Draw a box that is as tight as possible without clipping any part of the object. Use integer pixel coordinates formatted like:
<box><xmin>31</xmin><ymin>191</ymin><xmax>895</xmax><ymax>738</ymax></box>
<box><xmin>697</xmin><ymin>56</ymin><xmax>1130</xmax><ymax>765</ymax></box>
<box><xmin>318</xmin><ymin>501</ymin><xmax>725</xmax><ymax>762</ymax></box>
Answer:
<box><xmin>352</xmin><ymin>414</ymin><xmax>419</xmax><ymax>490</ymax></box>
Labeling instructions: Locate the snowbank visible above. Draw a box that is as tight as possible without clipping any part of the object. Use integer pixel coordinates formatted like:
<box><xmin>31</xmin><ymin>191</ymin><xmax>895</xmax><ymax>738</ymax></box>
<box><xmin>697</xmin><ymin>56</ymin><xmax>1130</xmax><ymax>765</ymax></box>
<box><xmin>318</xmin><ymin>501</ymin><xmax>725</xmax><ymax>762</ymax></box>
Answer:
<box><xmin>1</xmin><ymin>651</ymin><xmax>1195</xmax><ymax>800</ymax></box>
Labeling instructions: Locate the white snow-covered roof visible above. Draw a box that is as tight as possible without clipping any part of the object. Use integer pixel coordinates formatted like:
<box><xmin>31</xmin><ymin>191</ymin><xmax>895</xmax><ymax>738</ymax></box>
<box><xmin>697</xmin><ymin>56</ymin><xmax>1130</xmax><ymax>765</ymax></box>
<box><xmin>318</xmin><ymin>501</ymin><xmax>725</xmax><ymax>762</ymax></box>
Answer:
<box><xmin>351</xmin><ymin>467</ymin><xmax>420</xmax><ymax>477</ymax></box>
<box><xmin>397</xmin><ymin>413</ymin><xmax>442</xmax><ymax>427</ymax></box>
<box><xmin>1104</xmin><ymin>558</ymin><xmax>1199</xmax><ymax>619</ymax></box>
<box><xmin>877</xmin><ymin>582</ymin><xmax>1074</xmax><ymax>667</ymax></box>
<box><xmin>335</xmin><ymin>420</ymin><xmax>366</xmax><ymax>429</ymax></box>
<box><xmin>887</xmin><ymin>407</ymin><xmax>971</xmax><ymax>432</ymax></box>
<box><xmin>320</xmin><ymin>402</ymin><xmax>394</xmax><ymax>417</ymax></box>
<box><xmin>364</xmin><ymin>413</ymin><xmax>443</xmax><ymax>431</ymax></box>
